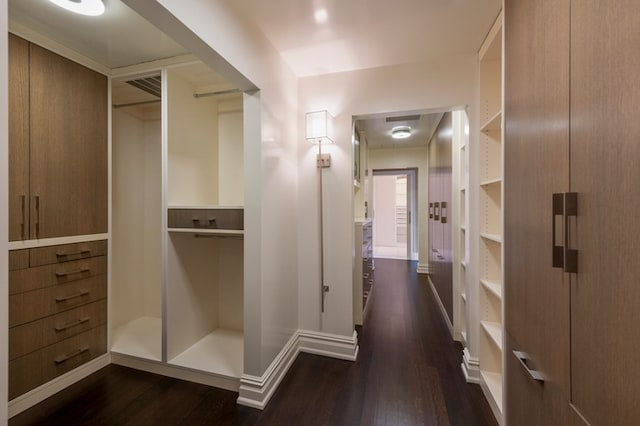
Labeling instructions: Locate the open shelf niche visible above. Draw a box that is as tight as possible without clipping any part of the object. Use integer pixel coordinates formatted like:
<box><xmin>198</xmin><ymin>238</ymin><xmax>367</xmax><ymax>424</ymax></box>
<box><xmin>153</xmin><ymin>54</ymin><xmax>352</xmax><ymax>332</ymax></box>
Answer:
<box><xmin>111</xmin><ymin>73</ymin><xmax>163</xmax><ymax>361</ymax></box>
<box><xmin>477</xmin><ymin>10</ymin><xmax>504</xmax><ymax>421</ymax></box>
<box><xmin>165</xmin><ymin>61</ymin><xmax>245</xmax><ymax>381</ymax></box>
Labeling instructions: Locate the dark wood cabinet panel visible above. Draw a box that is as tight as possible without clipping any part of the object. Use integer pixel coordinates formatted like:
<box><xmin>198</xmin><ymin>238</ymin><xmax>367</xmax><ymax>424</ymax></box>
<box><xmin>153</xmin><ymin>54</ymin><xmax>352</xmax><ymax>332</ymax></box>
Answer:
<box><xmin>570</xmin><ymin>1</ymin><xmax>640</xmax><ymax>424</ymax></box>
<box><xmin>8</xmin><ymin>34</ymin><xmax>30</xmax><ymax>242</ymax></box>
<box><xmin>29</xmin><ymin>44</ymin><xmax>107</xmax><ymax>239</ymax></box>
<box><xmin>504</xmin><ymin>0</ymin><xmax>571</xmax><ymax>410</ymax></box>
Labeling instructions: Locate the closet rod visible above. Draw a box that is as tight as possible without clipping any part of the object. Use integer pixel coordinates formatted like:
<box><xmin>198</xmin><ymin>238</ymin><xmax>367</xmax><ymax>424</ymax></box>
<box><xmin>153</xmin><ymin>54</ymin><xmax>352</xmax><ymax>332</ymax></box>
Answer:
<box><xmin>113</xmin><ymin>99</ymin><xmax>161</xmax><ymax>109</ymax></box>
<box><xmin>193</xmin><ymin>88</ymin><xmax>242</xmax><ymax>99</ymax></box>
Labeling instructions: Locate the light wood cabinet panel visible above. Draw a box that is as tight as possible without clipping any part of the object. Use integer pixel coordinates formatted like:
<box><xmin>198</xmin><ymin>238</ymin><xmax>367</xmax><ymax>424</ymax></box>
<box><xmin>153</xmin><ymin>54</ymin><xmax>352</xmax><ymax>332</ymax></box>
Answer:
<box><xmin>29</xmin><ymin>44</ymin><xmax>107</xmax><ymax>239</ymax></box>
<box><xmin>8</xmin><ymin>34</ymin><xmax>30</xmax><ymax>242</ymax></box>
<box><xmin>504</xmin><ymin>0</ymin><xmax>571</xmax><ymax>414</ymax></box>
<box><xmin>569</xmin><ymin>1</ymin><xmax>640</xmax><ymax>424</ymax></box>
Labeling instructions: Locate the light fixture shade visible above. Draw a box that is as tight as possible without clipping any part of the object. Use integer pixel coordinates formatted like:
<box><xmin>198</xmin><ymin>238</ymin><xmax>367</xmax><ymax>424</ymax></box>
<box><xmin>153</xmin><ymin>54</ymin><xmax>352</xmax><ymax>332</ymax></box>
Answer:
<box><xmin>391</xmin><ymin>125</ymin><xmax>412</xmax><ymax>139</ymax></box>
<box><xmin>48</xmin><ymin>0</ymin><xmax>105</xmax><ymax>16</ymax></box>
<box><xmin>306</xmin><ymin>110</ymin><xmax>334</xmax><ymax>144</ymax></box>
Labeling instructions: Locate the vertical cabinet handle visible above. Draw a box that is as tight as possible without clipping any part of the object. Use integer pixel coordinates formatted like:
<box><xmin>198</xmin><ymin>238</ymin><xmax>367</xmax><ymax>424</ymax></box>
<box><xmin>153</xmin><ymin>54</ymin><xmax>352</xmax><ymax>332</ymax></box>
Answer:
<box><xmin>513</xmin><ymin>351</ymin><xmax>545</xmax><ymax>382</ymax></box>
<box><xmin>21</xmin><ymin>194</ymin><xmax>27</xmax><ymax>240</ymax></box>
<box><xmin>564</xmin><ymin>192</ymin><xmax>578</xmax><ymax>273</ymax></box>
<box><xmin>429</xmin><ymin>203</ymin><xmax>434</xmax><ymax>219</ymax></box>
<box><xmin>440</xmin><ymin>201</ymin><xmax>447</xmax><ymax>224</ymax></box>
<box><xmin>434</xmin><ymin>202</ymin><xmax>440</xmax><ymax>221</ymax></box>
<box><xmin>552</xmin><ymin>193</ymin><xmax>564</xmax><ymax>268</ymax></box>
<box><xmin>35</xmin><ymin>195</ymin><xmax>40</xmax><ymax>238</ymax></box>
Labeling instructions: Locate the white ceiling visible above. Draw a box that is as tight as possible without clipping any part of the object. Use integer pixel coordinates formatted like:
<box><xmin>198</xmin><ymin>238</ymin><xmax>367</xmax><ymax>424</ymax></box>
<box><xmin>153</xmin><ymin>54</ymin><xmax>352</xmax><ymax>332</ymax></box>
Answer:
<box><xmin>357</xmin><ymin>112</ymin><xmax>445</xmax><ymax>149</ymax></box>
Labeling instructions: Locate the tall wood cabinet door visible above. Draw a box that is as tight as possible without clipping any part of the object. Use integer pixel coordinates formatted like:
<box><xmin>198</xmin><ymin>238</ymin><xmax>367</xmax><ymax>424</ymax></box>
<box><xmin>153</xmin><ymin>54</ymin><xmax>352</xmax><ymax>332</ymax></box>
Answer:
<box><xmin>503</xmin><ymin>0</ymin><xmax>571</xmax><ymax>422</ymax></box>
<box><xmin>570</xmin><ymin>2</ymin><xmax>640</xmax><ymax>424</ymax></box>
<box><xmin>29</xmin><ymin>45</ymin><xmax>107</xmax><ymax>239</ymax></box>
<box><xmin>8</xmin><ymin>34</ymin><xmax>30</xmax><ymax>241</ymax></box>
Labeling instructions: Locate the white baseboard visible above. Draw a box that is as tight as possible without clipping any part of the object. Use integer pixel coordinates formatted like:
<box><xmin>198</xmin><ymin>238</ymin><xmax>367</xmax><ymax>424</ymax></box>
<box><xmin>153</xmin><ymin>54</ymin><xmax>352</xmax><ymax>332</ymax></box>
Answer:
<box><xmin>461</xmin><ymin>347</ymin><xmax>481</xmax><ymax>384</ymax></box>
<box><xmin>8</xmin><ymin>354</ymin><xmax>110</xmax><ymax>418</ymax></box>
<box><xmin>111</xmin><ymin>353</ymin><xmax>239</xmax><ymax>392</ymax></box>
<box><xmin>427</xmin><ymin>275</ymin><xmax>453</xmax><ymax>338</ymax></box>
<box><xmin>416</xmin><ymin>262</ymin><xmax>430</xmax><ymax>274</ymax></box>
<box><xmin>237</xmin><ymin>329</ymin><xmax>359</xmax><ymax>410</ymax></box>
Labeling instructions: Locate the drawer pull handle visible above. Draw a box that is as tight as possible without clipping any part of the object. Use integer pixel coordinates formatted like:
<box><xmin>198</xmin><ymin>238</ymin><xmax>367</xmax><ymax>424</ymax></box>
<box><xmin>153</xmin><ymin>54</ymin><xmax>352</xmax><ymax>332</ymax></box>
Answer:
<box><xmin>55</xmin><ymin>267</ymin><xmax>91</xmax><ymax>277</ymax></box>
<box><xmin>56</xmin><ymin>248</ymin><xmax>91</xmax><ymax>257</ymax></box>
<box><xmin>55</xmin><ymin>346</ymin><xmax>90</xmax><ymax>364</ymax></box>
<box><xmin>55</xmin><ymin>290</ymin><xmax>90</xmax><ymax>302</ymax></box>
<box><xmin>55</xmin><ymin>317</ymin><xmax>91</xmax><ymax>332</ymax></box>
<box><xmin>35</xmin><ymin>195</ymin><xmax>40</xmax><ymax>238</ymax></box>
<box><xmin>192</xmin><ymin>218</ymin><xmax>217</xmax><ymax>228</ymax></box>
<box><xmin>21</xmin><ymin>195</ymin><xmax>26</xmax><ymax>240</ymax></box>
<box><xmin>513</xmin><ymin>350</ymin><xmax>545</xmax><ymax>382</ymax></box>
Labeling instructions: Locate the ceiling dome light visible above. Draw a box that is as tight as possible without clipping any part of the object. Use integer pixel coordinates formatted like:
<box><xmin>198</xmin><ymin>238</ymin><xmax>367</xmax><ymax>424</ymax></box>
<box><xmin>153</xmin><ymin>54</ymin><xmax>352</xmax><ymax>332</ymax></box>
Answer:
<box><xmin>391</xmin><ymin>126</ymin><xmax>412</xmax><ymax>140</ymax></box>
<box><xmin>48</xmin><ymin>0</ymin><xmax>105</xmax><ymax>16</ymax></box>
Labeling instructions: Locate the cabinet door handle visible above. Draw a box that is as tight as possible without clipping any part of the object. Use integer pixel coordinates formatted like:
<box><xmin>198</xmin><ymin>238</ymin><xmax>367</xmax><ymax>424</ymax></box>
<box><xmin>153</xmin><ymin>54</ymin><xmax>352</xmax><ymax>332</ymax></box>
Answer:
<box><xmin>513</xmin><ymin>351</ymin><xmax>545</xmax><ymax>382</ymax></box>
<box><xmin>21</xmin><ymin>195</ymin><xmax>27</xmax><ymax>240</ymax></box>
<box><xmin>552</xmin><ymin>193</ymin><xmax>564</xmax><ymax>268</ymax></box>
<box><xmin>429</xmin><ymin>203</ymin><xmax>434</xmax><ymax>219</ymax></box>
<box><xmin>441</xmin><ymin>201</ymin><xmax>447</xmax><ymax>224</ymax></box>
<box><xmin>192</xmin><ymin>218</ymin><xmax>216</xmax><ymax>228</ymax></box>
<box><xmin>56</xmin><ymin>248</ymin><xmax>91</xmax><ymax>258</ymax></box>
<box><xmin>564</xmin><ymin>192</ymin><xmax>578</xmax><ymax>273</ymax></box>
<box><xmin>35</xmin><ymin>195</ymin><xmax>40</xmax><ymax>238</ymax></box>
<box><xmin>55</xmin><ymin>317</ymin><xmax>91</xmax><ymax>331</ymax></box>
<box><xmin>55</xmin><ymin>266</ymin><xmax>91</xmax><ymax>277</ymax></box>
<box><xmin>434</xmin><ymin>202</ymin><xmax>440</xmax><ymax>221</ymax></box>
<box><xmin>55</xmin><ymin>346</ymin><xmax>90</xmax><ymax>364</ymax></box>
<box><xmin>55</xmin><ymin>290</ymin><xmax>90</xmax><ymax>302</ymax></box>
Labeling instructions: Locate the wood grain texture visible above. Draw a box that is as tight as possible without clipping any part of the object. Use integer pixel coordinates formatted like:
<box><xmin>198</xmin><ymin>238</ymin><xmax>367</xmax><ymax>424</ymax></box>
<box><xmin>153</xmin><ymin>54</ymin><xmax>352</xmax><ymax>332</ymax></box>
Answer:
<box><xmin>569</xmin><ymin>1</ymin><xmax>640</xmax><ymax>424</ymax></box>
<box><xmin>8</xmin><ymin>34</ymin><xmax>30</xmax><ymax>242</ymax></box>
<box><xmin>503</xmin><ymin>0</ymin><xmax>572</xmax><ymax>419</ymax></box>
<box><xmin>29</xmin><ymin>44</ymin><xmax>107</xmax><ymax>239</ymax></box>
<box><xmin>10</xmin><ymin>259</ymin><xmax>496</xmax><ymax>426</ymax></box>
<box><xmin>29</xmin><ymin>240</ymin><xmax>107</xmax><ymax>267</ymax></box>
<box><xmin>168</xmin><ymin>208</ymin><xmax>244</xmax><ymax>230</ymax></box>
<box><xmin>8</xmin><ymin>250</ymin><xmax>29</xmax><ymax>271</ymax></box>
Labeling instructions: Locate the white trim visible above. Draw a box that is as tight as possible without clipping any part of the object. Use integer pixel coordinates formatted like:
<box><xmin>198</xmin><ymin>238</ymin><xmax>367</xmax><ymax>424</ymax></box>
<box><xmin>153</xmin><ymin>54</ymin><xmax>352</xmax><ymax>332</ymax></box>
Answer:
<box><xmin>237</xmin><ymin>329</ymin><xmax>359</xmax><ymax>410</ymax></box>
<box><xmin>8</xmin><ymin>354</ymin><xmax>110</xmax><ymax>418</ymax></box>
<box><xmin>8</xmin><ymin>233</ymin><xmax>109</xmax><ymax>250</ymax></box>
<box><xmin>416</xmin><ymin>262</ymin><xmax>430</xmax><ymax>274</ymax></box>
<box><xmin>110</xmin><ymin>54</ymin><xmax>197</xmax><ymax>78</ymax></box>
<box><xmin>461</xmin><ymin>347</ymin><xmax>481</xmax><ymax>384</ymax></box>
<box><xmin>427</xmin><ymin>275</ymin><xmax>453</xmax><ymax>337</ymax></box>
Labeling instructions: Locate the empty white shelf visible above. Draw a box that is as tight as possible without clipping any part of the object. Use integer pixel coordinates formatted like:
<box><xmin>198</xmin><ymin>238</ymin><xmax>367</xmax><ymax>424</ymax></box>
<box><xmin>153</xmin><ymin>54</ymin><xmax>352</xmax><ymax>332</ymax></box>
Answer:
<box><xmin>480</xmin><ymin>110</ymin><xmax>502</xmax><ymax>132</ymax></box>
<box><xmin>481</xmin><ymin>279</ymin><xmax>502</xmax><ymax>300</ymax></box>
<box><xmin>480</xmin><ymin>177</ymin><xmax>502</xmax><ymax>187</ymax></box>
<box><xmin>481</xmin><ymin>370</ymin><xmax>503</xmax><ymax>413</ymax></box>
<box><xmin>169</xmin><ymin>329</ymin><xmax>243</xmax><ymax>378</ymax></box>
<box><xmin>481</xmin><ymin>232</ymin><xmax>503</xmax><ymax>244</ymax></box>
<box><xmin>111</xmin><ymin>316</ymin><xmax>162</xmax><ymax>361</ymax></box>
<box><xmin>481</xmin><ymin>321</ymin><xmax>503</xmax><ymax>351</ymax></box>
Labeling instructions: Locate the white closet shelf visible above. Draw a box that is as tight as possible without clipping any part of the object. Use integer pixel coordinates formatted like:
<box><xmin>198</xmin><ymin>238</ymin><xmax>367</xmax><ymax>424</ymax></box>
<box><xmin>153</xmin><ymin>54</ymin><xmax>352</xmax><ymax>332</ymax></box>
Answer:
<box><xmin>169</xmin><ymin>329</ymin><xmax>243</xmax><ymax>379</ymax></box>
<box><xmin>111</xmin><ymin>316</ymin><xmax>162</xmax><ymax>361</ymax></box>
<box><xmin>480</xmin><ymin>177</ymin><xmax>502</xmax><ymax>187</ymax></box>
<box><xmin>481</xmin><ymin>321</ymin><xmax>503</xmax><ymax>351</ymax></box>
<box><xmin>481</xmin><ymin>370</ymin><xmax>503</xmax><ymax>413</ymax></box>
<box><xmin>480</xmin><ymin>233</ymin><xmax>503</xmax><ymax>244</ymax></box>
<box><xmin>481</xmin><ymin>279</ymin><xmax>502</xmax><ymax>300</ymax></box>
<box><xmin>480</xmin><ymin>110</ymin><xmax>502</xmax><ymax>132</ymax></box>
<box><xmin>168</xmin><ymin>228</ymin><xmax>244</xmax><ymax>236</ymax></box>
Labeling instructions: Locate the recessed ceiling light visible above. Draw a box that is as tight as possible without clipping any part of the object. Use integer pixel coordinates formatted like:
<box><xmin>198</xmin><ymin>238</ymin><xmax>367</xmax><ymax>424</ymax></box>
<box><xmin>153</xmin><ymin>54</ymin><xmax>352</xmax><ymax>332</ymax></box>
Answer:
<box><xmin>391</xmin><ymin>126</ymin><xmax>412</xmax><ymax>139</ymax></box>
<box><xmin>48</xmin><ymin>0</ymin><xmax>105</xmax><ymax>16</ymax></box>
<box><xmin>314</xmin><ymin>8</ymin><xmax>328</xmax><ymax>24</ymax></box>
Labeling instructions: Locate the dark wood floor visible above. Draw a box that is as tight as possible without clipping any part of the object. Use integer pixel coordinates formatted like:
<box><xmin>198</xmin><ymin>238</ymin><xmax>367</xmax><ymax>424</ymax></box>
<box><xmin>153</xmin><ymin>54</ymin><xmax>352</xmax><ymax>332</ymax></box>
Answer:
<box><xmin>10</xmin><ymin>259</ymin><xmax>496</xmax><ymax>426</ymax></box>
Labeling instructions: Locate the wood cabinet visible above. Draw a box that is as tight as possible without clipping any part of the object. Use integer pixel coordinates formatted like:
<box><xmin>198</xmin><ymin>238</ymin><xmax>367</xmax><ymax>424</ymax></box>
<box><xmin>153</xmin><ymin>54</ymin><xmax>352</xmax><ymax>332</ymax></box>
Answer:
<box><xmin>8</xmin><ymin>241</ymin><xmax>108</xmax><ymax>400</ymax></box>
<box><xmin>504</xmin><ymin>1</ymin><xmax>640</xmax><ymax>424</ymax></box>
<box><xmin>8</xmin><ymin>34</ymin><xmax>107</xmax><ymax>241</ymax></box>
<box><xmin>354</xmin><ymin>220</ymin><xmax>373</xmax><ymax>325</ymax></box>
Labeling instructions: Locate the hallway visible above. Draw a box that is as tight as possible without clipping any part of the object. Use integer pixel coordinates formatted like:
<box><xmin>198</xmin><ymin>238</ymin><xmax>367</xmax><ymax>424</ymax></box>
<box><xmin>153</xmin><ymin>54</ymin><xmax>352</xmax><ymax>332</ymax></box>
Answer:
<box><xmin>10</xmin><ymin>259</ymin><xmax>495</xmax><ymax>425</ymax></box>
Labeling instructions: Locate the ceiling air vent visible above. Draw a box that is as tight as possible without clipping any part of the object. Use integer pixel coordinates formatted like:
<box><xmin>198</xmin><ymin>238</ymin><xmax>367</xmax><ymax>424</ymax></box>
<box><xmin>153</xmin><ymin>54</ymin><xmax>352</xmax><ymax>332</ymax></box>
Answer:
<box><xmin>126</xmin><ymin>75</ymin><xmax>161</xmax><ymax>98</ymax></box>
<box><xmin>385</xmin><ymin>114</ymin><xmax>420</xmax><ymax>123</ymax></box>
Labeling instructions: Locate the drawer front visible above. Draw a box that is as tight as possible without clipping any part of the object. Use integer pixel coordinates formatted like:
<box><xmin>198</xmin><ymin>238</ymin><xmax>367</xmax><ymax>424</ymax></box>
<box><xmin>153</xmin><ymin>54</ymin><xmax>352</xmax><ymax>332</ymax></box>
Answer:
<box><xmin>9</xmin><ymin>250</ymin><xmax>29</xmax><ymax>271</ymax></box>
<box><xmin>9</xmin><ymin>275</ymin><xmax>107</xmax><ymax>327</ymax></box>
<box><xmin>9</xmin><ymin>325</ymin><xmax>107</xmax><ymax>400</ymax></box>
<box><xmin>9</xmin><ymin>300</ymin><xmax>107</xmax><ymax>361</ymax></box>
<box><xmin>29</xmin><ymin>240</ymin><xmax>107</xmax><ymax>267</ymax></box>
<box><xmin>168</xmin><ymin>208</ymin><xmax>244</xmax><ymax>230</ymax></box>
<box><xmin>9</xmin><ymin>256</ymin><xmax>106</xmax><ymax>295</ymax></box>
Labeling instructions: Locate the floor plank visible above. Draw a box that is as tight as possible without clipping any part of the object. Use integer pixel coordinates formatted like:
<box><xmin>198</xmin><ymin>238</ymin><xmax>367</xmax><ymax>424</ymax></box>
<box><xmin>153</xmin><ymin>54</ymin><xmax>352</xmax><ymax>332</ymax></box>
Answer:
<box><xmin>10</xmin><ymin>259</ymin><xmax>496</xmax><ymax>426</ymax></box>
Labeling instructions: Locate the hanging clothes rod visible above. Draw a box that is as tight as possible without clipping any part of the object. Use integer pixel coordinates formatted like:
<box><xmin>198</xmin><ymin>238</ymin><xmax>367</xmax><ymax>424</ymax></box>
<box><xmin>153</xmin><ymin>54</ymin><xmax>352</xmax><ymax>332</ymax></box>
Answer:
<box><xmin>113</xmin><ymin>99</ymin><xmax>161</xmax><ymax>109</ymax></box>
<box><xmin>193</xmin><ymin>88</ymin><xmax>242</xmax><ymax>99</ymax></box>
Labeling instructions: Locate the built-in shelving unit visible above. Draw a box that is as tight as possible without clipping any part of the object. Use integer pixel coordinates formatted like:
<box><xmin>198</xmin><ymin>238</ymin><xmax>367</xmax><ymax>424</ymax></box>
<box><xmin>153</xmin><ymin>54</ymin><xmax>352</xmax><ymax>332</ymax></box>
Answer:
<box><xmin>477</xmin><ymin>10</ymin><xmax>504</xmax><ymax>422</ymax></box>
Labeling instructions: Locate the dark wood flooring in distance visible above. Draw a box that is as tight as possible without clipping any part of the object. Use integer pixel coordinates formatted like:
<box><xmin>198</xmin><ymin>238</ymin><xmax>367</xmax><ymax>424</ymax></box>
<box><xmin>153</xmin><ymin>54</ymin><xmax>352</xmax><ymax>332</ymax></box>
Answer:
<box><xmin>10</xmin><ymin>259</ymin><xmax>496</xmax><ymax>426</ymax></box>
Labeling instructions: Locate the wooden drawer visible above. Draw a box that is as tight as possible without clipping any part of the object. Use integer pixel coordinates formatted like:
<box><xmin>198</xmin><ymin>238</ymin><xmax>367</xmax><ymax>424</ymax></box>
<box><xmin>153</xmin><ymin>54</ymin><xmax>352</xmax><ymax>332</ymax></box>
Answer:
<box><xmin>9</xmin><ymin>300</ymin><xmax>107</xmax><ymax>361</ymax></box>
<box><xmin>9</xmin><ymin>325</ymin><xmax>107</xmax><ymax>400</ymax></box>
<box><xmin>9</xmin><ymin>255</ymin><xmax>106</xmax><ymax>295</ymax></box>
<box><xmin>29</xmin><ymin>240</ymin><xmax>107</xmax><ymax>267</ymax></box>
<box><xmin>9</xmin><ymin>275</ymin><xmax>106</xmax><ymax>327</ymax></box>
<box><xmin>9</xmin><ymin>250</ymin><xmax>29</xmax><ymax>271</ymax></box>
<box><xmin>168</xmin><ymin>208</ymin><xmax>243</xmax><ymax>230</ymax></box>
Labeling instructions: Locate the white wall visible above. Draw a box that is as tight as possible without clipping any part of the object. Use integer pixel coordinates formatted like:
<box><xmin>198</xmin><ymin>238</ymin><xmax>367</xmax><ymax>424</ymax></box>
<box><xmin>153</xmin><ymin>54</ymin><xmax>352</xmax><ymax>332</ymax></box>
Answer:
<box><xmin>369</xmin><ymin>147</ymin><xmax>429</xmax><ymax>265</ymax></box>
<box><xmin>0</xmin><ymin>0</ymin><xmax>10</xmax><ymax>419</ymax></box>
<box><xmin>298</xmin><ymin>56</ymin><xmax>479</xmax><ymax>337</ymax></box>
<box><xmin>124</xmin><ymin>0</ymin><xmax>299</xmax><ymax>376</ymax></box>
<box><xmin>372</xmin><ymin>175</ymin><xmax>399</xmax><ymax>246</ymax></box>
<box><xmin>218</xmin><ymin>110</ymin><xmax>244</xmax><ymax>206</ymax></box>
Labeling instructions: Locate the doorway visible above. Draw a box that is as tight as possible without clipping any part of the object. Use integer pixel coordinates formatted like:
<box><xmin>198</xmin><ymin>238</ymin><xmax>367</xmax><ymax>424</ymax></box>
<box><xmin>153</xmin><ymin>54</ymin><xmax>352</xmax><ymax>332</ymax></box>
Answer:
<box><xmin>372</xmin><ymin>168</ymin><xmax>418</xmax><ymax>260</ymax></box>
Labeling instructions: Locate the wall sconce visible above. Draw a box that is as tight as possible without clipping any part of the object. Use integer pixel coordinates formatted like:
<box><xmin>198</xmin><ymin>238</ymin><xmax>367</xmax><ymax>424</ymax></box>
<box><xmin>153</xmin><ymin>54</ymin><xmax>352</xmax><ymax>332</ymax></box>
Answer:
<box><xmin>305</xmin><ymin>110</ymin><xmax>334</xmax><ymax>314</ymax></box>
